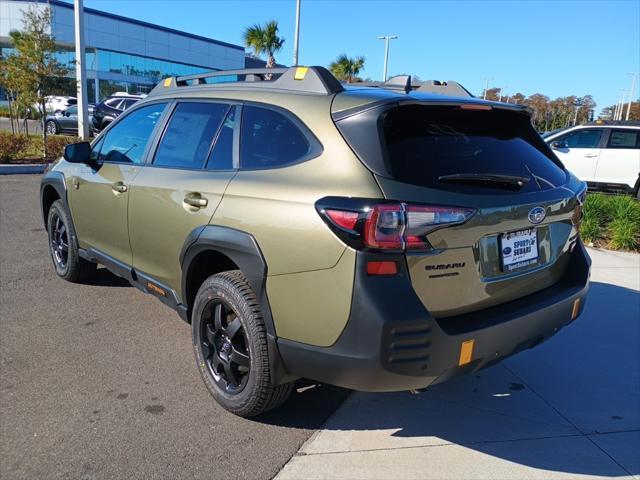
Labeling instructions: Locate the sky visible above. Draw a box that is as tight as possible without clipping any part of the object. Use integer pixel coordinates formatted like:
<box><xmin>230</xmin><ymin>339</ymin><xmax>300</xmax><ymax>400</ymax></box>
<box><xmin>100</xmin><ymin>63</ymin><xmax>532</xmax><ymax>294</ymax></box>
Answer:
<box><xmin>81</xmin><ymin>0</ymin><xmax>639</xmax><ymax>112</ymax></box>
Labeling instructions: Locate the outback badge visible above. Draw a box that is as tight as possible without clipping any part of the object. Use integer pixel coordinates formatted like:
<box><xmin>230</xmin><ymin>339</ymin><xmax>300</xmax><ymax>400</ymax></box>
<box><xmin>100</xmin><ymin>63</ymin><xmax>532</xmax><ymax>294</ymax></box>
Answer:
<box><xmin>528</xmin><ymin>206</ymin><xmax>546</xmax><ymax>224</ymax></box>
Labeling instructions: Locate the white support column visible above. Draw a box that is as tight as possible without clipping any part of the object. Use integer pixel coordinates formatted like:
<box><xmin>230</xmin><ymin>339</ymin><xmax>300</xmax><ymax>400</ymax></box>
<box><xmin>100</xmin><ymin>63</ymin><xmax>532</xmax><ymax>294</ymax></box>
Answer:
<box><xmin>74</xmin><ymin>0</ymin><xmax>89</xmax><ymax>139</ymax></box>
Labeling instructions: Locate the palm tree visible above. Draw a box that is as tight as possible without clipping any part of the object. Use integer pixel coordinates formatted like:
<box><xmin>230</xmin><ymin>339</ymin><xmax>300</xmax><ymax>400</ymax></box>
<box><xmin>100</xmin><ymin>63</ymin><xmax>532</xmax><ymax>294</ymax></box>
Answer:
<box><xmin>243</xmin><ymin>20</ymin><xmax>285</xmax><ymax>71</ymax></box>
<box><xmin>329</xmin><ymin>54</ymin><xmax>365</xmax><ymax>83</ymax></box>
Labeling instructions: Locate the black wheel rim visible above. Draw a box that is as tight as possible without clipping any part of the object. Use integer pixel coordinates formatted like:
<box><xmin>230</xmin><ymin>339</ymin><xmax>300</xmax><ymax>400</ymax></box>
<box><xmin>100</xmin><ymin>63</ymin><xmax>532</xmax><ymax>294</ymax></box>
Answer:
<box><xmin>200</xmin><ymin>300</ymin><xmax>250</xmax><ymax>394</ymax></box>
<box><xmin>49</xmin><ymin>212</ymin><xmax>69</xmax><ymax>269</ymax></box>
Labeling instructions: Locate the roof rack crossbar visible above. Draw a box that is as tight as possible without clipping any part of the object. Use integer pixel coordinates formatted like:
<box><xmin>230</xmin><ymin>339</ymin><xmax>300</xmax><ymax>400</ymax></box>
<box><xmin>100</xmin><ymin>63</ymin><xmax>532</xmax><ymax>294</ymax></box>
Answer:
<box><xmin>149</xmin><ymin>66</ymin><xmax>344</xmax><ymax>96</ymax></box>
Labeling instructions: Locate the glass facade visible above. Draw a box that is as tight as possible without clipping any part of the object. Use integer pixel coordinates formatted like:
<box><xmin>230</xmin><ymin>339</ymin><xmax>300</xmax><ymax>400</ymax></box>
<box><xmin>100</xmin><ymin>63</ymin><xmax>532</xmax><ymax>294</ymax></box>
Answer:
<box><xmin>1</xmin><ymin>45</ymin><xmax>213</xmax><ymax>103</ymax></box>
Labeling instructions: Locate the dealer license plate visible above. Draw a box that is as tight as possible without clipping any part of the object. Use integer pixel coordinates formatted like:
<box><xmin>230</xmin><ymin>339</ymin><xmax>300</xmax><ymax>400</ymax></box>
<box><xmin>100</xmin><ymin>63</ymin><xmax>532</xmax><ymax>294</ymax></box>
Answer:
<box><xmin>500</xmin><ymin>228</ymin><xmax>538</xmax><ymax>272</ymax></box>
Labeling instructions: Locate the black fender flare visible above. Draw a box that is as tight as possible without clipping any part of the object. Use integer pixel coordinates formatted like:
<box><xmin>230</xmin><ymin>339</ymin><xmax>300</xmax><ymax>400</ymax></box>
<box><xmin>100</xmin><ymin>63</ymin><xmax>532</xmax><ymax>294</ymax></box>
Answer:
<box><xmin>180</xmin><ymin>225</ymin><xmax>295</xmax><ymax>384</ymax></box>
<box><xmin>40</xmin><ymin>170</ymin><xmax>68</xmax><ymax>228</ymax></box>
<box><xmin>180</xmin><ymin>225</ymin><xmax>274</xmax><ymax>335</ymax></box>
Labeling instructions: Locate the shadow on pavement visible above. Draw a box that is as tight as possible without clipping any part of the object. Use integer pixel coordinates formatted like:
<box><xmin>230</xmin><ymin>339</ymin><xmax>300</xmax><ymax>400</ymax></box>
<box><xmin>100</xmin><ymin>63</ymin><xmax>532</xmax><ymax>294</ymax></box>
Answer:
<box><xmin>272</xmin><ymin>281</ymin><xmax>640</xmax><ymax>477</ymax></box>
<box><xmin>83</xmin><ymin>267</ymin><xmax>132</xmax><ymax>288</ymax></box>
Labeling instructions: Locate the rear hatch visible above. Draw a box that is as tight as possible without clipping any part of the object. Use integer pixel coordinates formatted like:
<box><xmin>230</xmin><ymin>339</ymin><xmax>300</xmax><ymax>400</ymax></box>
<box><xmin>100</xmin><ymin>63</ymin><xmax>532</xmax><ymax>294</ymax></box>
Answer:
<box><xmin>333</xmin><ymin>97</ymin><xmax>585</xmax><ymax>317</ymax></box>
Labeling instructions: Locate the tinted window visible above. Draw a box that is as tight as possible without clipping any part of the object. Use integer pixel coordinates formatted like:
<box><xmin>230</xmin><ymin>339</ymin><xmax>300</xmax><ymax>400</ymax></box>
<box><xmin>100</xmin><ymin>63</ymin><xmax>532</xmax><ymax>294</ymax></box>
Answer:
<box><xmin>154</xmin><ymin>102</ymin><xmax>229</xmax><ymax>169</ymax></box>
<box><xmin>560</xmin><ymin>129</ymin><xmax>602</xmax><ymax>148</ymax></box>
<box><xmin>121</xmin><ymin>99</ymin><xmax>138</xmax><ymax>110</ymax></box>
<box><xmin>382</xmin><ymin>105</ymin><xmax>567</xmax><ymax>193</ymax></box>
<box><xmin>99</xmin><ymin>103</ymin><xmax>166</xmax><ymax>164</ymax></box>
<box><xmin>105</xmin><ymin>98</ymin><xmax>121</xmax><ymax>108</ymax></box>
<box><xmin>240</xmin><ymin>106</ymin><xmax>310</xmax><ymax>169</ymax></box>
<box><xmin>607</xmin><ymin>129</ymin><xmax>639</xmax><ymax>149</ymax></box>
<box><xmin>66</xmin><ymin>106</ymin><xmax>77</xmax><ymax>115</ymax></box>
<box><xmin>206</xmin><ymin>106</ymin><xmax>235</xmax><ymax>170</ymax></box>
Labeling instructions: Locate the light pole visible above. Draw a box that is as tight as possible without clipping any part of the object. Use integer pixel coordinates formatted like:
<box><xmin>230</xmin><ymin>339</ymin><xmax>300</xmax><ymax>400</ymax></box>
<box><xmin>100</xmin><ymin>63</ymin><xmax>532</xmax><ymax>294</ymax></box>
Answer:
<box><xmin>74</xmin><ymin>0</ymin><xmax>89</xmax><ymax>139</ymax></box>
<box><xmin>483</xmin><ymin>77</ymin><xmax>493</xmax><ymax>100</ymax></box>
<box><xmin>626</xmin><ymin>72</ymin><xmax>637</xmax><ymax>121</ymax></box>
<box><xmin>378</xmin><ymin>35</ymin><xmax>398</xmax><ymax>81</ymax></box>
<box><xmin>292</xmin><ymin>0</ymin><xmax>301</xmax><ymax>66</ymax></box>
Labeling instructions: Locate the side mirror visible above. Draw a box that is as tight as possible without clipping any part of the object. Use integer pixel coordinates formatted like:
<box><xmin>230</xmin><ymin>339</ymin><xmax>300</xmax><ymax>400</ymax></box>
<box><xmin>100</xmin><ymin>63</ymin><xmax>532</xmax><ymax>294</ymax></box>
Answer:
<box><xmin>64</xmin><ymin>111</ymin><xmax>71</xmax><ymax>117</ymax></box>
<box><xmin>551</xmin><ymin>140</ymin><xmax>568</xmax><ymax>149</ymax></box>
<box><xmin>63</xmin><ymin>141</ymin><xmax>91</xmax><ymax>163</ymax></box>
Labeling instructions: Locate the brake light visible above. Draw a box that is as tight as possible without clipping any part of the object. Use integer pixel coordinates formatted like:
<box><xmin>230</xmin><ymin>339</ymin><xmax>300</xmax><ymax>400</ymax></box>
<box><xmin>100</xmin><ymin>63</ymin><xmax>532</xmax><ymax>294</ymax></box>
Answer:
<box><xmin>317</xmin><ymin>199</ymin><xmax>475</xmax><ymax>252</ymax></box>
<box><xmin>325</xmin><ymin>209</ymin><xmax>359</xmax><ymax>230</ymax></box>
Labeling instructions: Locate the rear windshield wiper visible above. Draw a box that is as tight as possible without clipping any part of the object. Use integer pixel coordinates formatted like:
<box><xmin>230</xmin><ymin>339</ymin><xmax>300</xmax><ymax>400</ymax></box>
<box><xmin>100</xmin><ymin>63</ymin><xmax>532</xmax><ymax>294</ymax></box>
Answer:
<box><xmin>438</xmin><ymin>173</ymin><xmax>530</xmax><ymax>190</ymax></box>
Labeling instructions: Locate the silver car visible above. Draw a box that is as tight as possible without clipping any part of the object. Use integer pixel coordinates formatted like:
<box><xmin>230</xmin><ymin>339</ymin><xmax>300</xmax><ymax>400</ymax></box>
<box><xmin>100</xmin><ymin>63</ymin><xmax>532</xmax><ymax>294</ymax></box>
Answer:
<box><xmin>44</xmin><ymin>105</ymin><xmax>95</xmax><ymax>135</ymax></box>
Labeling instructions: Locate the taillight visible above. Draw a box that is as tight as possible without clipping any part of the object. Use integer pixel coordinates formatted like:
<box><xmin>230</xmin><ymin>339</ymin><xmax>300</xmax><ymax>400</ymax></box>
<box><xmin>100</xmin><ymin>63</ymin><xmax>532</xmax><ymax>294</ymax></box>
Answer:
<box><xmin>572</xmin><ymin>185</ymin><xmax>587</xmax><ymax>227</ymax></box>
<box><xmin>317</xmin><ymin>197</ymin><xmax>475</xmax><ymax>252</ymax></box>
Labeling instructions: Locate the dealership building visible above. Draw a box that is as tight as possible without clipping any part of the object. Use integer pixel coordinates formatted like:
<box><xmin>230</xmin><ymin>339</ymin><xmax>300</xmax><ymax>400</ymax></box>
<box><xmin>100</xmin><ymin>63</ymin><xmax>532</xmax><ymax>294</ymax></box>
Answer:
<box><xmin>0</xmin><ymin>0</ymin><xmax>248</xmax><ymax>102</ymax></box>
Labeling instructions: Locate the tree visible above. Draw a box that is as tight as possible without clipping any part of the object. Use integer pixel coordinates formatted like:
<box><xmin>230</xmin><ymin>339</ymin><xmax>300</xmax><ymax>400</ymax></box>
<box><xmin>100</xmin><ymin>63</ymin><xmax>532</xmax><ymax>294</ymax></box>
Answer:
<box><xmin>1</xmin><ymin>5</ymin><xmax>68</xmax><ymax>158</ymax></box>
<box><xmin>329</xmin><ymin>54</ymin><xmax>365</xmax><ymax>83</ymax></box>
<box><xmin>601</xmin><ymin>100</ymin><xmax>639</xmax><ymax>121</ymax></box>
<box><xmin>243</xmin><ymin>20</ymin><xmax>284</xmax><ymax>74</ymax></box>
<box><xmin>482</xmin><ymin>87</ymin><xmax>500</xmax><ymax>101</ymax></box>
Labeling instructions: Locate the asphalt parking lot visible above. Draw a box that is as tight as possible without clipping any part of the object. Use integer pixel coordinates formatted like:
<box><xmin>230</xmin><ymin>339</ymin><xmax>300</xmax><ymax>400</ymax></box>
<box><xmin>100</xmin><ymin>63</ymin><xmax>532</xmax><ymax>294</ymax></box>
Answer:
<box><xmin>0</xmin><ymin>175</ymin><xmax>348</xmax><ymax>480</ymax></box>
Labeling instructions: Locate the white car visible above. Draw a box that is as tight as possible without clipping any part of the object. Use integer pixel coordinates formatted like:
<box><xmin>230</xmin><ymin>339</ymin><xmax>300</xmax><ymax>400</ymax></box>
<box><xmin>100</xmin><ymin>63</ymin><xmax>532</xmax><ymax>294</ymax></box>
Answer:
<box><xmin>545</xmin><ymin>122</ymin><xmax>640</xmax><ymax>198</ymax></box>
<box><xmin>35</xmin><ymin>96</ymin><xmax>77</xmax><ymax>114</ymax></box>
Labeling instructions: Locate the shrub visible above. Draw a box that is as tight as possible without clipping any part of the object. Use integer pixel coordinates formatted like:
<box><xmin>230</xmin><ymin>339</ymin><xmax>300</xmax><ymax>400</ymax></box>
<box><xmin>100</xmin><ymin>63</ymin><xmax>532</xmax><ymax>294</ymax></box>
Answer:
<box><xmin>609</xmin><ymin>218</ymin><xmax>639</xmax><ymax>251</ymax></box>
<box><xmin>0</xmin><ymin>132</ymin><xmax>30</xmax><ymax>163</ymax></box>
<box><xmin>581</xmin><ymin>193</ymin><xmax>640</xmax><ymax>252</ymax></box>
<box><xmin>45</xmin><ymin>135</ymin><xmax>80</xmax><ymax>162</ymax></box>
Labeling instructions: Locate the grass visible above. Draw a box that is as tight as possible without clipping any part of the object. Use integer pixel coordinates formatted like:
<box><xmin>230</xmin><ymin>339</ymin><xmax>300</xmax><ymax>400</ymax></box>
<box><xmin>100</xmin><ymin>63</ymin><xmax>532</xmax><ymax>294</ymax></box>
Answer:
<box><xmin>581</xmin><ymin>193</ymin><xmax>640</xmax><ymax>252</ymax></box>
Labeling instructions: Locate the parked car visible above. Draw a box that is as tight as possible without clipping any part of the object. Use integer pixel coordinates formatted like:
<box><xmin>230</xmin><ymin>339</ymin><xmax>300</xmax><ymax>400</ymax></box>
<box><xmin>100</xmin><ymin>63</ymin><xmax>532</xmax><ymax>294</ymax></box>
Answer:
<box><xmin>545</xmin><ymin>122</ymin><xmax>640</xmax><ymax>197</ymax></box>
<box><xmin>45</xmin><ymin>104</ymin><xmax>95</xmax><ymax>135</ymax></box>
<box><xmin>35</xmin><ymin>96</ymin><xmax>77</xmax><ymax>114</ymax></box>
<box><xmin>91</xmin><ymin>94</ymin><xmax>144</xmax><ymax>132</ymax></box>
<box><xmin>40</xmin><ymin>67</ymin><xmax>590</xmax><ymax>417</ymax></box>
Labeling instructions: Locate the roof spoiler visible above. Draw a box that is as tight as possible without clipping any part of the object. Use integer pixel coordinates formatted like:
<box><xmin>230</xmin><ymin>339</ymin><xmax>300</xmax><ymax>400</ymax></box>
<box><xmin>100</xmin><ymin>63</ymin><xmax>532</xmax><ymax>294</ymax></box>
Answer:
<box><xmin>149</xmin><ymin>66</ymin><xmax>344</xmax><ymax>96</ymax></box>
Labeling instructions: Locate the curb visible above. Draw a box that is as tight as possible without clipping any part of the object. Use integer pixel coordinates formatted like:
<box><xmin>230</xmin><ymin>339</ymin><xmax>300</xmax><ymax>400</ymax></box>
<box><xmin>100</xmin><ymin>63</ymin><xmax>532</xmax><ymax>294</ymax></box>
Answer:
<box><xmin>0</xmin><ymin>164</ymin><xmax>49</xmax><ymax>175</ymax></box>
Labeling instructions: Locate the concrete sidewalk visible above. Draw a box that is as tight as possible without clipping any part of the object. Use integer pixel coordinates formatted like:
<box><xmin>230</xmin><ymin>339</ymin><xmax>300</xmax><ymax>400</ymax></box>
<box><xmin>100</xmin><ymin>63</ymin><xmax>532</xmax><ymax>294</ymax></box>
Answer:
<box><xmin>277</xmin><ymin>248</ymin><xmax>640</xmax><ymax>480</ymax></box>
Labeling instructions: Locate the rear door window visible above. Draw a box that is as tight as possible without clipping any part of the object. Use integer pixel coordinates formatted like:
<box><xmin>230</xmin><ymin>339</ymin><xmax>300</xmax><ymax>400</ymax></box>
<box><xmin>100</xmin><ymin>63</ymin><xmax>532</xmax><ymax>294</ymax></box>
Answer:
<box><xmin>558</xmin><ymin>129</ymin><xmax>603</xmax><ymax>148</ymax></box>
<box><xmin>382</xmin><ymin>105</ymin><xmax>567</xmax><ymax>193</ymax></box>
<box><xmin>153</xmin><ymin>102</ymin><xmax>229</xmax><ymax>169</ymax></box>
<box><xmin>240</xmin><ymin>106</ymin><xmax>311</xmax><ymax>169</ymax></box>
<box><xmin>606</xmin><ymin>129</ymin><xmax>639</xmax><ymax>149</ymax></box>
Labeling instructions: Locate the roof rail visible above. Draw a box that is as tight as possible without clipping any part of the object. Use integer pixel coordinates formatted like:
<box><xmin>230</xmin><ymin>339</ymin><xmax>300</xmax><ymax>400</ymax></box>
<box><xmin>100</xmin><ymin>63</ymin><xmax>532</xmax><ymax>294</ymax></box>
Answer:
<box><xmin>149</xmin><ymin>66</ymin><xmax>344</xmax><ymax>96</ymax></box>
<box><xmin>417</xmin><ymin>80</ymin><xmax>473</xmax><ymax>98</ymax></box>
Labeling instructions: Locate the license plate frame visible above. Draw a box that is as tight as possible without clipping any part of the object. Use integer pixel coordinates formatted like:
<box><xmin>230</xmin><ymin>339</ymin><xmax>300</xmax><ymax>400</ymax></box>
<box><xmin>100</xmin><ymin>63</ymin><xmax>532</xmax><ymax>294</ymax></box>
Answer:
<box><xmin>499</xmin><ymin>228</ymin><xmax>539</xmax><ymax>272</ymax></box>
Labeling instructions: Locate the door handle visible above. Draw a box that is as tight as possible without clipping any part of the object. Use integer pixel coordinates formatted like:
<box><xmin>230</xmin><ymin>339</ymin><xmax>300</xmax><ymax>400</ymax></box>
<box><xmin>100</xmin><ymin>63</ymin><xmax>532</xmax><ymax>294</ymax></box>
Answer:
<box><xmin>183</xmin><ymin>193</ymin><xmax>208</xmax><ymax>208</ymax></box>
<box><xmin>112</xmin><ymin>182</ymin><xmax>128</xmax><ymax>193</ymax></box>
<box><xmin>584</xmin><ymin>153</ymin><xmax>598</xmax><ymax>158</ymax></box>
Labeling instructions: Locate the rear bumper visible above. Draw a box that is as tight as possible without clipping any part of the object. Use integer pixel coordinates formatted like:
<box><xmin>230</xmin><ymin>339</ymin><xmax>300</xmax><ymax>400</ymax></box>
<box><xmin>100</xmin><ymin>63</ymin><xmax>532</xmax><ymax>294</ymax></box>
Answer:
<box><xmin>278</xmin><ymin>240</ymin><xmax>591</xmax><ymax>392</ymax></box>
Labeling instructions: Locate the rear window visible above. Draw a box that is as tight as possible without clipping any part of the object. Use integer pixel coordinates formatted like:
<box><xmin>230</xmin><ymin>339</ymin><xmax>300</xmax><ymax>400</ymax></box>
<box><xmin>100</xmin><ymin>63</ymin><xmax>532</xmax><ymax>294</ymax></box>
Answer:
<box><xmin>382</xmin><ymin>105</ymin><xmax>566</xmax><ymax>193</ymax></box>
<box><xmin>607</xmin><ymin>129</ymin><xmax>639</xmax><ymax>149</ymax></box>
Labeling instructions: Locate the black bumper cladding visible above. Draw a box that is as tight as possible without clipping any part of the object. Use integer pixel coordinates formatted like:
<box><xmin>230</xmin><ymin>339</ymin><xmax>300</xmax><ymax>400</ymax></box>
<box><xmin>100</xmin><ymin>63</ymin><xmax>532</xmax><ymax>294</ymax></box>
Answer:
<box><xmin>277</xmin><ymin>240</ymin><xmax>591</xmax><ymax>392</ymax></box>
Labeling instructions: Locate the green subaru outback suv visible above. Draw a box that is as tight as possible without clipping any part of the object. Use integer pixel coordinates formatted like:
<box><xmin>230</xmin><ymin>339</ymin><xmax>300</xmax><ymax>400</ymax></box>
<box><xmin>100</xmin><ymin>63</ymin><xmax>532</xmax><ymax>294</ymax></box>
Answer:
<box><xmin>41</xmin><ymin>67</ymin><xmax>590</xmax><ymax>417</ymax></box>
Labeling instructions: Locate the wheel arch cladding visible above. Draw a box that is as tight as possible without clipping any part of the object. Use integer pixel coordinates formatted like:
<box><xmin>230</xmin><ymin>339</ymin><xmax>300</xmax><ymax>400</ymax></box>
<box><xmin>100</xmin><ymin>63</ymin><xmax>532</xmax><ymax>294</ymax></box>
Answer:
<box><xmin>180</xmin><ymin>225</ymin><xmax>273</xmax><ymax>333</ymax></box>
<box><xmin>181</xmin><ymin>225</ymin><xmax>294</xmax><ymax>384</ymax></box>
<box><xmin>40</xmin><ymin>171</ymin><xmax>67</xmax><ymax>228</ymax></box>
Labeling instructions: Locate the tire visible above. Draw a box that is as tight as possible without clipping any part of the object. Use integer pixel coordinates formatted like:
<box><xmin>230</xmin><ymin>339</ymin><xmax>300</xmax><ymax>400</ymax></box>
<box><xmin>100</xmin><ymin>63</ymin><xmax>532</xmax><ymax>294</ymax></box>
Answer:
<box><xmin>47</xmin><ymin>200</ymin><xmax>96</xmax><ymax>282</ymax></box>
<box><xmin>192</xmin><ymin>270</ymin><xmax>293</xmax><ymax>417</ymax></box>
<box><xmin>45</xmin><ymin>120</ymin><xmax>58</xmax><ymax>135</ymax></box>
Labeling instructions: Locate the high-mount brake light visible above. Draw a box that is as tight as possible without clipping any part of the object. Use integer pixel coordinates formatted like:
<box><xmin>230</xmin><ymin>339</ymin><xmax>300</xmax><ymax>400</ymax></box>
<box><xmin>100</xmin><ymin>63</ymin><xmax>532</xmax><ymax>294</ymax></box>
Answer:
<box><xmin>460</xmin><ymin>104</ymin><xmax>493</xmax><ymax>111</ymax></box>
<box><xmin>317</xmin><ymin>198</ymin><xmax>475</xmax><ymax>252</ymax></box>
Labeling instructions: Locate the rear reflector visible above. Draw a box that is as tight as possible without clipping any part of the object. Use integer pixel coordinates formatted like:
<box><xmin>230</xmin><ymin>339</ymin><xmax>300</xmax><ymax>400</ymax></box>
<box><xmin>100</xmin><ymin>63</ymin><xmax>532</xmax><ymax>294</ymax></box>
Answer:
<box><xmin>366</xmin><ymin>261</ymin><xmax>398</xmax><ymax>276</ymax></box>
<box><xmin>458</xmin><ymin>339</ymin><xmax>475</xmax><ymax>366</ymax></box>
<box><xmin>571</xmin><ymin>298</ymin><xmax>581</xmax><ymax>320</ymax></box>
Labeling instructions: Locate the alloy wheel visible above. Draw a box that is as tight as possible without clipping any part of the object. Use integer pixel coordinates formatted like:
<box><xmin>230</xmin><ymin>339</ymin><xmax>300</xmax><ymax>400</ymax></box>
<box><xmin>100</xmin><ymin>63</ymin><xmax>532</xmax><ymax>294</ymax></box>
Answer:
<box><xmin>200</xmin><ymin>300</ymin><xmax>251</xmax><ymax>394</ymax></box>
<box><xmin>50</xmin><ymin>212</ymin><xmax>69</xmax><ymax>269</ymax></box>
